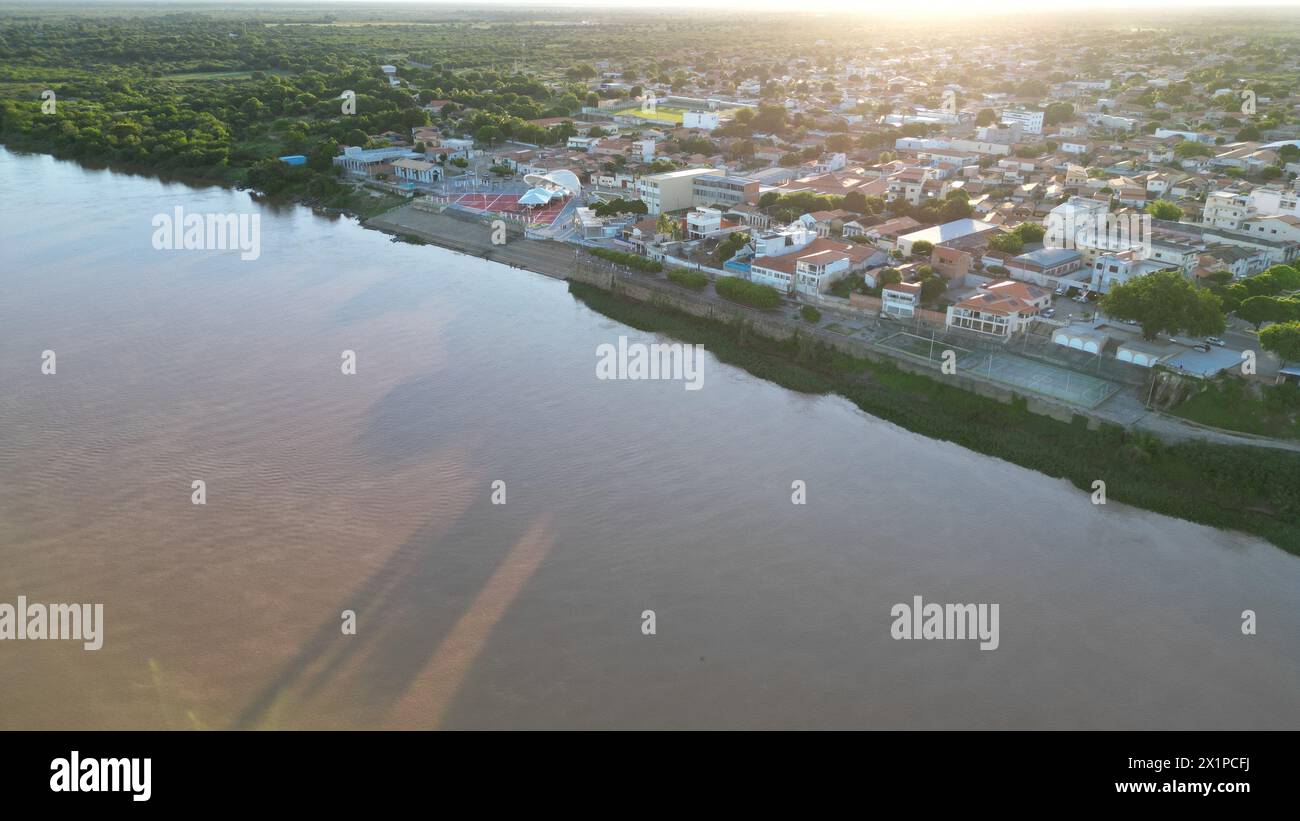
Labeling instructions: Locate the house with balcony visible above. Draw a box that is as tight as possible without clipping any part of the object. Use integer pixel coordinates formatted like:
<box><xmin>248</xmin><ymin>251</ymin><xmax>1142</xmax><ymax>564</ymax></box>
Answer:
<box><xmin>881</xmin><ymin>280</ymin><xmax>923</xmax><ymax>317</ymax></box>
<box><xmin>794</xmin><ymin>249</ymin><xmax>853</xmax><ymax>297</ymax></box>
<box><xmin>945</xmin><ymin>280</ymin><xmax>1051</xmax><ymax>338</ymax></box>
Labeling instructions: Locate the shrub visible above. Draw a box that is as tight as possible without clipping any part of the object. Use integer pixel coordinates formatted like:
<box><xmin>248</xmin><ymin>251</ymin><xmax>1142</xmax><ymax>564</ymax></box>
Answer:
<box><xmin>586</xmin><ymin>247</ymin><xmax>662</xmax><ymax>273</ymax></box>
<box><xmin>714</xmin><ymin>276</ymin><xmax>782</xmax><ymax>310</ymax></box>
<box><xmin>668</xmin><ymin>268</ymin><xmax>708</xmax><ymax>290</ymax></box>
<box><xmin>801</xmin><ymin>305</ymin><xmax>822</xmax><ymax>323</ymax></box>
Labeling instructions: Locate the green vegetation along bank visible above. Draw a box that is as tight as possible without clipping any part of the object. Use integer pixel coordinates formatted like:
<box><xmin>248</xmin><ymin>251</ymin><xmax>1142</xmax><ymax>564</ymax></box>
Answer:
<box><xmin>568</xmin><ymin>280</ymin><xmax>1300</xmax><ymax>556</ymax></box>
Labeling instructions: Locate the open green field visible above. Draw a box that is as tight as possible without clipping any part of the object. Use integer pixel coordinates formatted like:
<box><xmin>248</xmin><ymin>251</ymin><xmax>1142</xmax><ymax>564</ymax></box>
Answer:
<box><xmin>611</xmin><ymin>104</ymin><xmax>744</xmax><ymax>125</ymax></box>
<box><xmin>613</xmin><ymin>105</ymin><xmax>687</xmax><ymax>124</ymax></box>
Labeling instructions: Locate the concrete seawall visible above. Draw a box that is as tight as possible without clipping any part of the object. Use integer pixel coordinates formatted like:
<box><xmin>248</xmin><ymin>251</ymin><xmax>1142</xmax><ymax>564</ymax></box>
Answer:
<box><xmin>565</xmin><ymin>264</ymin><xmax>1091</xmax><ymax>427</ymax></box>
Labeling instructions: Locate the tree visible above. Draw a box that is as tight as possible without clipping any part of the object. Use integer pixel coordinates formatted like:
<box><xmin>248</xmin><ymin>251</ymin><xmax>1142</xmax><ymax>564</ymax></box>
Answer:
<box><xmin>840</xmin><ymin>190</ymin><xmax>868</xmax><ymax>214</ymax></box>
<box><xmin>1238</xmin><ymin>296</ymin><xmax>1300</xmax><ymax>328</ymax></box>
<box><xmin>988</xmin><ymin>232</ymin><xmax>1024</xmax><ymax>255</ymax></box>
<box><xmin>656</xmin><ymin>212</ymin><xmax>681</xmax><ymax>240</ymax></box>
<box><xmin>1263</xmin><ymin>265</ymin><xmax>1300</xmax><ymax>291</ymax></box>
<box><xmin>910</xmin><ymin>240</ymin><xmax>933</xmax><ymax>259</ymax></box>
<box><xmin>1259</xmin><ymin>321</ymin><xmax>1300</xmax><ymax>364</ymax></box>
<box><xmin>474</xmin><ymin>125</ymin><xmax>502</xmax><ymax>147</ymax></box>
<box><xmin>714</xmin><ymin>230</ymin><xmax>749</xmax><ymax>264</ymax></box>
<box><xmin>1013</xmin><ymin>221</ymin><xmax>1045</xmax><ymax>244</ymax></box>
<box><xmin>1043</xmin><ymin>102</ymin><xmax>1074</xmax><ymax>126</ymax></box>
<box><xmin>975</xmin><ymin>108</ymin><xmax>998</xmax><ymax>127</ymax></box>
<box><xmin>751</xmin><ymin>104</ymin><xmax>787</xmax><ymax>134</ymax></box>
<box><xmin>1175</xmin><ymin>141</ymin><xmax>1212</xmax><ymax>159</ymax></box>
<box><xmin>1146</xmin><ymin>199</ymin><xmax>1182</xmax><ymax>221</ymax></box>
<box><xmin>825</xmin><ymin>133</ymin><xmax>854</xmax><ymax>153</ymax></box>
<box><xmin>918</xmin><ymin>270</ymin><xmax>947</xmax><ymax>303</ymax></box>
<box><xmin>1099</xmin><ymin>270</ymin><xmax>1226</xmax><ymax>341</ymax></box>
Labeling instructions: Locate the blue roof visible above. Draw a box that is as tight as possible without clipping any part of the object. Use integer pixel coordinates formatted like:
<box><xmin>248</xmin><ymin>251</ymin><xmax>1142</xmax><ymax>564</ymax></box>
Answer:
<box><xmin>1015</xmin><ymin>247</ymin><xmax>1081</xmax><ymax>265</ymax></box>
<box><xmin>278</xmin><ymin>155</ymin><xmax>307</xmax><ymax>165</ymax></box>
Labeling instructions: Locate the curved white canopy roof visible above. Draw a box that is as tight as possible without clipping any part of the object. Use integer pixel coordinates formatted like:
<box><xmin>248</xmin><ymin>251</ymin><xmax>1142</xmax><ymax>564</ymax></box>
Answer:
<box><xmin>523</xmin><ymin>169</ymin><xmax>581</xmax><ymax>197</ymax></box>
<box><xmin>519</xmin><ymin>188</ymin><xmax>554</xmax><ymax>206</ymax></box>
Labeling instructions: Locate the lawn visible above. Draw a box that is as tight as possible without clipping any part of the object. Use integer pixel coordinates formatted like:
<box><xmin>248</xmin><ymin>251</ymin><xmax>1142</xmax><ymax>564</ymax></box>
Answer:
<box><xmin>1170</xmin><ymin>377</ymin><xmax>1300</xmax><ymax>440</ymax></box>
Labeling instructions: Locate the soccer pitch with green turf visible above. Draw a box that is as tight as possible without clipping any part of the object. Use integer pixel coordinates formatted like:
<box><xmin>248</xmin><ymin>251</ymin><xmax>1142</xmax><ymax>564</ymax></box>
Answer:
<box><xmin>614</xmin><ymin>105</ymin><xmax>687</xmax><ymax>123</ymax></box>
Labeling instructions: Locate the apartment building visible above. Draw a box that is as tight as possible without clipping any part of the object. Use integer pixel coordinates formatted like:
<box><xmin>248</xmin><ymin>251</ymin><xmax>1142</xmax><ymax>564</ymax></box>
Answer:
<box><xmin>1202</xmin><ymin>191</ymin><xmax>1254</xmax><ymax>230</ymax></box>
<box><xmin>1000</xmin><ymin>108</ymin><xmax>1044</xmax><ymax>135</ymax></box>
<box><xmin>1090</xmin><ymin>250</ymin><xmax>1178</xmax><ymax>293</ymax></box>
<box><xmin>692</xmin><ymin>174</ymin><xmax>759</xmax><ymax>208</ymax></box>
<box><xmin>636</xmin><ymin>168</ymin><xmax>716</xmax><ymax>215</ymax></box>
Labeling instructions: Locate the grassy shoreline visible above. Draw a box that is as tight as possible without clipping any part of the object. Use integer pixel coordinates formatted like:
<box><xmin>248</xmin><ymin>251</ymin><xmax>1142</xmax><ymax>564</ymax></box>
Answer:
<box><xmin>568</xmin><ymin>280</ymin><xmax>1300</xmax><ymax>555</ymax></box>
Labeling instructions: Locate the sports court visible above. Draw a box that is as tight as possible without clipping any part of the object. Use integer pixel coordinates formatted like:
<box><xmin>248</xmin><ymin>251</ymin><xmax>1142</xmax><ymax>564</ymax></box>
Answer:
<box><xmin>449</xmin><ymin>192</ymin><xmax>569</xmax><ymax>226</ymax></box>
<box><xmin>875</xmin><ymin>331</ymin><xmax>1119</xmax><ymax>408</ymax></box>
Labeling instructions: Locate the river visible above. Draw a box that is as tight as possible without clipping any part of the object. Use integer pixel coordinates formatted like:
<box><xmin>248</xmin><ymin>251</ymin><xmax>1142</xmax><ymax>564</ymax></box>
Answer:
<box><xmin>1</xmin><ymin>147</ymin><xmax>1297</xmax><ymax>729</ymax></box>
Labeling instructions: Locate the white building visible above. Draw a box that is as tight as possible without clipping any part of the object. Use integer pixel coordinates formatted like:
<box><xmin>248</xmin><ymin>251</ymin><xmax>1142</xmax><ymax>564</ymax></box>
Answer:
<box><xmin>1202</xmin><ymin>191</ymin><xmax>1254</xmax><ymax>230</ymax></box>
<box><xmin>1241</xmin><ymin>214</ymin><xmax>1300</xmax><ymax>244</ymax></box>
<box><xmin>1090</xmin><ymin>250</ymin><xmax>1177</xmax><ymax>293</ymax></box>
<box><xmin>437</xmin><ymin>138</ymin><xmax>475</xmax><ymax>161</ymax></box>
<box><xmin>636</xmin><ymin>168</ymin><xmax>716</xmax><ymax>215</ymax></box>
<box><xmin>894</xmin><ymin>217</ymin><xmax>1002</xmax><ymax>257</ymax></box>
<box><xmin>794</xmin><ymin>249</ymin><xmax>853</xmax><ymax>297</ymax></box>
<box><xmin>1248</xmin><ymin>188</ymin><xmax>1300</xmax><ymax>218</ymax></box>
<box><xmin>1000</xmin><ymin>108</ymin><xmax>1044</xmax><ymax>135</ymax></box>
<box><xmin>391</xmin><ymin>158</ymin><xmax>440</xmax><ymax>184</ymax></box>
<box><xmin>685</xmin><ymin>207</ymin><xmax>723</xmax><ymax>240</ymax></box>
<box><xmin>881</xmin><ymin>281</ymin><xmax>922</xmax><ymax>317</ymax></box>
<box><xmin>683</xmin><ymin>110</ymin><xmax>720</xmax><ymax>130</ymax></box>
<box><xmin>945</xmin><ymin>280</ymin><xmax>1051</xmax><ymax>338</ymax></box>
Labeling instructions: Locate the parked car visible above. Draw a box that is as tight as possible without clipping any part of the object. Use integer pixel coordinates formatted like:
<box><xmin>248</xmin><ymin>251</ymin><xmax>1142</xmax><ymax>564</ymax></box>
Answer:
<box><xmin>1206</xmin><ymin>337</ymin><xmax>1226</xmax><ymax>347</ymax></box>
<box><xmin>1123</xmin><ymin>319</ymin><xmax>1139</xmax><ymax>326</ymax></box>
<box><xmin>1054</xmin><ymin>287</ymin><xmax>1066</xmax><ymax>296</ymax></box>
<box><xmin>1192</xmin><ymin>343</ymin><xmax>1211</xmax><ymax>352</ymax></box>
<box><xmin>1041</xmin><ymin>308</ymin><xmax>1056</xmax><ymax>318</ymax></box>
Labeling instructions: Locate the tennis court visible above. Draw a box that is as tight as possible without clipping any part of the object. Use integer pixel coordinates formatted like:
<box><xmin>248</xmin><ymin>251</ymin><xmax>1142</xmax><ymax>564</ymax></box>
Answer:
<box><xmin>875</xmin><ymin>331</ymin><xmax>1119</xmax><ymax>408</ymax></box>
<box><xmin>449</xmin><ymin>192</ymin><xmax>569</xmax><ymax>226</ymax></box>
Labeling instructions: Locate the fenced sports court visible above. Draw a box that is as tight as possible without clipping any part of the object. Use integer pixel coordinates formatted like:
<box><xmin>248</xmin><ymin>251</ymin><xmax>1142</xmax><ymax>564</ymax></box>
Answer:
<box><xmin>446</xmin><ymin>192</ymin><xmax>569</xmax><ymax>226</ymax></box>
<box><xmin>874</xmin><ymin>331</ymin><xmax>1119</xmax><ymax>408</ymax></box>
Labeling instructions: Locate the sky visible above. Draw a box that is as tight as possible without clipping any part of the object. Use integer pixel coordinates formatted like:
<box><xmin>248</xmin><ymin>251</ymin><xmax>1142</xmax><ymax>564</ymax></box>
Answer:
<box><xmin>248</xmin><ymin>0</ymin><xmax>1300</xmax><ymax>6</ymax></box>
<box><xmin>29</xmin><ymin>0</ymin><xmax>1300</xmax><ymax>7</ymax></box>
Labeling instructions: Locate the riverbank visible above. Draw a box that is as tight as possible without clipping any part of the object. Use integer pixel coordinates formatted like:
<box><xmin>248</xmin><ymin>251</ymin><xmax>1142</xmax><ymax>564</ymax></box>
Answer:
<box><xmin>366</xmin><ymin>202</ymin><xmax>580</xmax><ymax>279</ymax></box>
<box><xmin>567</xmin><ymin>280</ymin><xmax>1300</xmax><ymax>555</ymax></box>
<box><xmin>371</xmin><ymin>199</ymin><xmax>1300</xmax><ymax>453</ymax></box>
